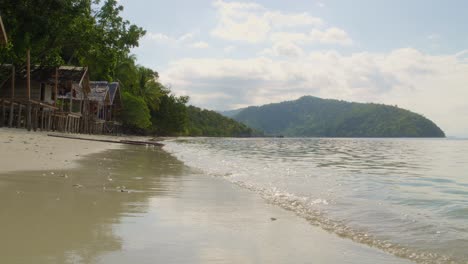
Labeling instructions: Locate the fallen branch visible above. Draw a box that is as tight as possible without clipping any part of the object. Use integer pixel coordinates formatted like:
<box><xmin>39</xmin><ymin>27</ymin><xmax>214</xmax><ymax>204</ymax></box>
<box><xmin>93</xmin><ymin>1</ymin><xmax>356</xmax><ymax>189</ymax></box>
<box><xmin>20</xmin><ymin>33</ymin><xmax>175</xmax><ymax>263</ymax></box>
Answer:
<box><xmin>47</xmin><ymin>134</ymin><xmax>164</xmax><ymax>147</ymax></box>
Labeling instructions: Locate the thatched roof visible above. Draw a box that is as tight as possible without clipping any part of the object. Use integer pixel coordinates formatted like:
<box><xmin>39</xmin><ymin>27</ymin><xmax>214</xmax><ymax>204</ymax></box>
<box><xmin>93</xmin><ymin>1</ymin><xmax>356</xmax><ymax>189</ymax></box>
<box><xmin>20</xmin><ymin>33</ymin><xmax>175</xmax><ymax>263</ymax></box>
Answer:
<box><xmin>0</xmin><ymin>15</ymin><xmax>7</xmax><ymax>45</ymax></box>
<box><xmin>89</xmin><ymin>81</ymin><xmax>110</xmax><ymax>103</ymax></box>
<box><xmin>108</xmin><ymin>82</ymin><xmax>120</xmax><ymax>104</ymax></box>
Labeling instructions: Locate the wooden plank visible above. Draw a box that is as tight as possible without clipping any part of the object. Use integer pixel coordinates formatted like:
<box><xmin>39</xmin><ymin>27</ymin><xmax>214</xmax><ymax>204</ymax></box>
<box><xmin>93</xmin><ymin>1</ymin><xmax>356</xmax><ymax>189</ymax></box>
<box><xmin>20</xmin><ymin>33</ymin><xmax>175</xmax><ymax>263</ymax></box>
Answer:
<box><xmin>47</xmin><ymin>134</ymin><xmax>164</xmax><ymax>147</ymax></box>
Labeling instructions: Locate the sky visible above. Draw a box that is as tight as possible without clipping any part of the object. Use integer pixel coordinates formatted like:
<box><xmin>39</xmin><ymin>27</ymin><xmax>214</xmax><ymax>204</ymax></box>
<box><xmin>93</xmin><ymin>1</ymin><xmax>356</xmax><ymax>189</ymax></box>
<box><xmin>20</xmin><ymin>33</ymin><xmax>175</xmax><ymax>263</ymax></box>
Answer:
<box><xmin>118</xmin><ymin>0</ymin><xmax>468</xmax><ymax>137</ymax></box>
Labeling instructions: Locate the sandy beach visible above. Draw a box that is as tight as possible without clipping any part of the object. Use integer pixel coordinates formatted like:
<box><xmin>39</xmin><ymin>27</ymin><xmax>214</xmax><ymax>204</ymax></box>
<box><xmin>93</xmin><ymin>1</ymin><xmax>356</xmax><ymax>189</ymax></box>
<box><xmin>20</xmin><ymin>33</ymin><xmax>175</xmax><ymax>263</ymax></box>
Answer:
<box><xmin>0</xmin><ymin>129</ymin><xmax>413</xmax><ymax>264</ymax></box>
<box><xmin>0</xmin><ymin>128</ymin><xmax>127</xmax><ymax>173</ymax></box>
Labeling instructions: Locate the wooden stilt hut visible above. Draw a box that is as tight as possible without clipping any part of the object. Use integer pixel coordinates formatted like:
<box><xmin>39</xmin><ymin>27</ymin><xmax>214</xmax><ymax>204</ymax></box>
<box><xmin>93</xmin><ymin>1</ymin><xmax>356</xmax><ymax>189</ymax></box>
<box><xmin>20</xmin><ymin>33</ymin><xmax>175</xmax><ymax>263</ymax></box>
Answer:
<box><xmin>0</xmin><ymin>65</ymin><xmax>59</xmax><ymax>131</ymax></box>
<box><xmin>54</xmin><ymin>66</ymin><xmax>90</xmax><ymax>133</ymax></box>
<box><xmin>89</xmin><ymin>81</ymin><xmax>110</xmax><ymax>134</ymax></box>
<box><xmin>89</xmin><ymin>81</ymin><xmax>122</xmax><ymax>134</ymax></box>
<box><xmin>0</xmin><ymin>66</ymin><xmax>91</xmax><ymax>133</ymax></box>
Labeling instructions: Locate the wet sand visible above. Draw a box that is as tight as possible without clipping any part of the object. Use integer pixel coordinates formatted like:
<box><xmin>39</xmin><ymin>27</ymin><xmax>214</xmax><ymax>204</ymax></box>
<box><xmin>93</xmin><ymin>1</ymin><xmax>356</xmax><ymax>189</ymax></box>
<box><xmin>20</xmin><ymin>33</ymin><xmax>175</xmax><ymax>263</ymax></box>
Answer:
<box><xmin>0</xmin><ymin>133</ymin><xmax>412</xmax><ymax>264</ymax></box>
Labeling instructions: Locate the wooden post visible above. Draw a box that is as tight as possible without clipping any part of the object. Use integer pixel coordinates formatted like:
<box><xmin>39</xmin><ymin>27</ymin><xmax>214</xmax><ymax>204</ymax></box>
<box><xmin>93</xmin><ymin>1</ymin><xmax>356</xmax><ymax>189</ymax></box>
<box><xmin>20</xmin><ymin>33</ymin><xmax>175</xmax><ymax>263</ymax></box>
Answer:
<box><xmin>69</xmin><ymin>83</ymin><xmax>73</xmax><ymax>113</ymax></box>
<box><xmin>33</xmin><ymin>105</ymin><xmax>38</xmax><ymax>131</ymax></box>
<box><xmin>47</xmin><ymin>111</ymin><xmax>52</xmax><ymax>130</ymax></box>
<box><xmin>54</xmin><ymin>68</ymin><xmax>58</xmax><ymax>106</ymax></box>
<box><xmin>17</xmin><ymin>104</ymin><xmax>22</xmax><ymax>128</ymax></box>
<box><xmin>26</xmin><ymin>49</ymin><xmax>32</xmax><ymax>131</ymax></box>
<box><xmin>40</xmin><ymin>108</ymin><xmax>44</xmax><ymax>130</ymax></box>
<box><xmin>1</xmin><ymin>100</ymin><xmax>5</xmax><ymax>127</ymax></box>
<box><xmin>8</xmin><ymin>66</ymin><xmax>15</xmax><ymax>127</ymax></box>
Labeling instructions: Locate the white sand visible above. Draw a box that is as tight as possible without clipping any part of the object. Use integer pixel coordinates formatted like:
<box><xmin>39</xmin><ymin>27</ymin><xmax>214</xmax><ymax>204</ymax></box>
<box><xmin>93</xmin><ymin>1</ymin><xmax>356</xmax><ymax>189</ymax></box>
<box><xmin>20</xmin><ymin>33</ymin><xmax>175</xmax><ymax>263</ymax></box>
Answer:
<box><xmin>0</xmin><ymin>128</ymin><xmax>128</xmax><ymax>173</ymax></box>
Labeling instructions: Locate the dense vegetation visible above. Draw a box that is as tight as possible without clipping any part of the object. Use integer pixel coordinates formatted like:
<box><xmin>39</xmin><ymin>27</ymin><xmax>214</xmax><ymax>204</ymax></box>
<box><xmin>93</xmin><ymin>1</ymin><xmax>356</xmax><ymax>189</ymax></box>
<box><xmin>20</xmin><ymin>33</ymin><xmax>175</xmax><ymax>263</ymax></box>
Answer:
<box><xmin>187</xmin><ymin>106</ymin><xmax>261</xmax><ymax>137</ymax></box>
<box><xmin>230</xmin><ymin>96</ymin><xmax>445</xmax><ymax>138</ymax></box>
<box><xmin>0</xmin><ymin>0</ymin><xmax>256</xmax><ymax>137</ymax></box>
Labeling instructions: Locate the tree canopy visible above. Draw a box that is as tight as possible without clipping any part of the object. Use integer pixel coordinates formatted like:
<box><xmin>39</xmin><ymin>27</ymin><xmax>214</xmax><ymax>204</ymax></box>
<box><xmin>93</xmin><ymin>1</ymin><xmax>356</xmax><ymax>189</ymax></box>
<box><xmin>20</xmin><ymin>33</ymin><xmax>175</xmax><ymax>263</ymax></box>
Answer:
<box><xmin>230</xmin><ymin>96</ymin><xmax>446</xmax><ymax>138</ymax></box>
<box><xmin>0</xmin><ymin>0</ymin><xmax>258</xmax><ymax>137</ymax></box>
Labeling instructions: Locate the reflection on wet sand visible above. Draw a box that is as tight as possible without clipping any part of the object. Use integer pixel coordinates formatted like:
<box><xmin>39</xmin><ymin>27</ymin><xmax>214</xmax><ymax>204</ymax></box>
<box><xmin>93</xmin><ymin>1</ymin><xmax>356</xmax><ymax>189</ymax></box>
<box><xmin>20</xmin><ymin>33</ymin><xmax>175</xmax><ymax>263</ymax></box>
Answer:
<box><xmin>0</xmin><ymin>146</ymin><xmax>187</xmax><ymax>264</ymax></box>
<box><xmin>0</xmin><ymin>146</ymin><xmax>411</xmax><ymax>264</ymax></box>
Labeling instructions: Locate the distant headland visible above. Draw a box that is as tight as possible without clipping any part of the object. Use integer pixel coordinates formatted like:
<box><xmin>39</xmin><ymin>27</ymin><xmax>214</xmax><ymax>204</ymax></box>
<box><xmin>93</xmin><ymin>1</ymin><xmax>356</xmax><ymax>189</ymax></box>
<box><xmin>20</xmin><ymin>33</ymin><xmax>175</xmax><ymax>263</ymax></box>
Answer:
<box><xmin>221</xmin><ymin>96</ymin><xmax>446</xmax><ymax>138</ymax></box>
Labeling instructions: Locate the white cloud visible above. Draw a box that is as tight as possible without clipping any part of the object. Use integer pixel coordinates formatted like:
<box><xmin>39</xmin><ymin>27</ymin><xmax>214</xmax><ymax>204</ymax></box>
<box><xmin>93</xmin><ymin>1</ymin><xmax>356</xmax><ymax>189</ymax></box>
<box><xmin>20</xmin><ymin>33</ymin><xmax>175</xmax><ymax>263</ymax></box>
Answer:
<box><xmin>264</xmin><ymin>11</ymin><xmax>323</xmax><ymax>29</ymax></box>
<box><xmin>211</xmin><ymin>0</ymin><xmax>326</xmax><ymax>43</ymax></box>
<box><xmin>271</xmin><ymin>27</ymin><xmax>353</xmax><ymax>46</ymax></box>
<box><xmin>161</xmin><ymin>48</ymin><xmax>468</xmax><ymax>136</ymax></box>
<box><xmin>144</xmin><ymin>32</ymin><xmax>196</xmax><ymax>44</ymax></box>
<box><xmin>259</xmin><ymin>42</ymin><xmax>304</xmax><ymax>58</ymax></box>
<box><xmin>190</xmin><ymin>41</ymin><xmax>210</xmax><ymax>49</ymax></box>
<box><xmin>179</xmin><ymin>33</ymin><xmax>196</xmax><ymax>42</ymax></box>
<box><xmin>145</xmin><ymin>32</ymin><xmax>174</xmax><ymax>43</ymax></box>
<box><xmin>310</xmin><ymin>27</ymin><xmax>353</xmax><ymax>45</ymax></box>
<box><xmin>224</xmin><ymin>45</ymin><xmax>237</xmax><ymax>53</ymax></box>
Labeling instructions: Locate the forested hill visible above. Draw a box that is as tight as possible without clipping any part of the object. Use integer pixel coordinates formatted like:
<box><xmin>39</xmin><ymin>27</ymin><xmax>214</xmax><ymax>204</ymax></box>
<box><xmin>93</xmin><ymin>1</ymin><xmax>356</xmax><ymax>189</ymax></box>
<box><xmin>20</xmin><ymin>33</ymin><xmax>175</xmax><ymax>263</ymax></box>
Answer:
<box><xmin>186</xmin><ymin>106</ymin><xmax>261</xmax><ymax>137</ymax></box>
<box><xmin>229</xmin><ymin>96</ymin><xmax>445</xmax><ymax>138</ymax></box>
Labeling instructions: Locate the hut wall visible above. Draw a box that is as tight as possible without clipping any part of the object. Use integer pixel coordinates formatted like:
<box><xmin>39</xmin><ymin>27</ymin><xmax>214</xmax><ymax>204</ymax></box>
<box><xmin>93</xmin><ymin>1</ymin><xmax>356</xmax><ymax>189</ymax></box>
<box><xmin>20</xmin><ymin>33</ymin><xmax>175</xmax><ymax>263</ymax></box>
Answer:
<box><xmin>0</xmin><ymin>79</ymin><xmax>56</xmax><ymax>104</ymax></box>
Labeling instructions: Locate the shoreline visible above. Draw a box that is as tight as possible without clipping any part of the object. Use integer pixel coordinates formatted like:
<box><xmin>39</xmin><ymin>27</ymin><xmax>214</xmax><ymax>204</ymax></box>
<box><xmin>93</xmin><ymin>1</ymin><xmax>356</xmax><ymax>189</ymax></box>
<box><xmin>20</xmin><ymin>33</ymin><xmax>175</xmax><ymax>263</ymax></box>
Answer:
<box><xmin>0</xmin><ymin>130</ymin><xmax>413</xmax><ymax>263</ymax></box>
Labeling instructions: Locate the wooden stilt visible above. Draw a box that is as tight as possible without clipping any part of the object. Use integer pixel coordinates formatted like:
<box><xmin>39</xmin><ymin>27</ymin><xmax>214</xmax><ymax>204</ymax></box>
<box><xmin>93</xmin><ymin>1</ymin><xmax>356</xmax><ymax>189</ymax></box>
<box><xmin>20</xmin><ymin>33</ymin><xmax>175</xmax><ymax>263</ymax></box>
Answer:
<box><xmin>1</xmin><ymin>100</ymin><xmax>5</xmax><ymax>127</ymax></box>
<box><xmin>33</xmin><ymin>106</ymin><xmax>38</xmax><ymax>131</ymax></box>
<box><xmin>26</xmin><ymin>49</ymin><xmax>32</xmax><ymax>131</ymax></box>
<box><xmin>27</xmin><ymin>102</ymin><xmax>32</xmax><ymax>131</ymax></box>
<box><xmin>47</xmin><ymin>111</ymin><xmax>52</xmax><ymax>131</ymax></box>
<box><xmin>8</xmin><ymin>102</ymin><xmax>14</xmax><ymax>127</ymax></box>
<box><xmin>8</xmin><ymin>66</ymin><xmax>15</xmax><ymax>128</ymax></box>
<box><xmin>54</xmin><ymin>68</ymin><xmax>58</xmax><ymax>106</ymax></box>
<box><xmin>40</xmin><ymin>108</ymin><xmax>44</xmax><ymax>131</ymax></box>
<box><xmin>16</xmin><ymin>104</ymin><xmax>22</xmax><ymax>128</ymax></box>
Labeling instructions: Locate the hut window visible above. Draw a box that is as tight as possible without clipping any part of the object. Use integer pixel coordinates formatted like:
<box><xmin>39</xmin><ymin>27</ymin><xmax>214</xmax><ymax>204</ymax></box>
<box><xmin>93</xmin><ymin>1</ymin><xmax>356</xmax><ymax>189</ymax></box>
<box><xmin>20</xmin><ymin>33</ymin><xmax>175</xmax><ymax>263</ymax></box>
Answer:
<box><xmin>40</xmin><ymin>83</ymin><xmax>46</xmax><ymax>101</ymax></box>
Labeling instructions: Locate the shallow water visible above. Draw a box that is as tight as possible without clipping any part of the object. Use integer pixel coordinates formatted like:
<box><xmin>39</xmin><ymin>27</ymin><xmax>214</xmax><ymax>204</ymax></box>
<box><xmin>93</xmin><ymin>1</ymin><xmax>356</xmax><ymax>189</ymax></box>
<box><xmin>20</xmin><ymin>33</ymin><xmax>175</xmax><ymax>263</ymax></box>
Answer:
<box><xmin>0</xmin><ymin>146</ymin><xmax>410</xmax><ymax>264</ymax></box>
<box><xmin>164</xmin><ymin>138</ymin><xmax>468</xmax><ymax>263</ymax></box>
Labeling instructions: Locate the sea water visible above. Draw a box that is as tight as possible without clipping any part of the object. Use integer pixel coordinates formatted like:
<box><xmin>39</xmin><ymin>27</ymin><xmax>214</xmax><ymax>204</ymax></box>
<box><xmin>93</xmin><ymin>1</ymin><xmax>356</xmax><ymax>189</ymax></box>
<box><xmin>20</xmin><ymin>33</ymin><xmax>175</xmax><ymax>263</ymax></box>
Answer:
<box><xmin>164</xmin><ymin>138</ymin><xmax>468</xmax><ymax>263</ymax></box>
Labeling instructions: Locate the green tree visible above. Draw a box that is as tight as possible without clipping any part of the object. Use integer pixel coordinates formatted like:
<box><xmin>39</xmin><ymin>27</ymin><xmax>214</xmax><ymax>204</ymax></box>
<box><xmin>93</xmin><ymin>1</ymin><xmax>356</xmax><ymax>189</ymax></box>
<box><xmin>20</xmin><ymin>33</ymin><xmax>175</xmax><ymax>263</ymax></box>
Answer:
<box><xmin>150</xmin><ymin>94</ymin><xmax>189</xmax><ymax>136</ymax></box>
<box><xmin>0</xmin><ymin>0</ymin><xmax>93</xmax><ymax>67</ymax></box>
<box><xmin>121</xmin><ymin>91</ymin><xmax>151</xmax><ymax>130</ymax></box>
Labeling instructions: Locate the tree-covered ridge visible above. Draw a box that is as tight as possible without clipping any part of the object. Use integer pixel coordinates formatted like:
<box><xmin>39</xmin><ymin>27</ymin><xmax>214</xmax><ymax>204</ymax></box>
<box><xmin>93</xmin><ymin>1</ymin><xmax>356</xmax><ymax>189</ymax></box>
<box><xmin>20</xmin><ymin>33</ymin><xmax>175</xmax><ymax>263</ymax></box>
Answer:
<box><xmin>186</xmin><ymin>106</ymin><xmax>261</xmax><ymax>137</ymax></box>
<box><xmin>232</xmin><ymin>96</ymin><xmax>445</xmax><ymax>138</ymax></box>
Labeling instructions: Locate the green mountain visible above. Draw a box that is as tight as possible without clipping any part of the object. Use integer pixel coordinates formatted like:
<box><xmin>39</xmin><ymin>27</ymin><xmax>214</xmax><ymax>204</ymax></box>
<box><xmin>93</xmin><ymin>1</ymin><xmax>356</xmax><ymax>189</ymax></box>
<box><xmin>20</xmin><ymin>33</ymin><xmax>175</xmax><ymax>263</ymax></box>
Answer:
<box><xmin>186</xmin><ymin>106</ymin><xmax>262</xmax><ymax>137</ymax></box>
<box><xmin>229</xmin><ymin>96</ymin><xmax>445</xmax><ymax>138</ymax></box>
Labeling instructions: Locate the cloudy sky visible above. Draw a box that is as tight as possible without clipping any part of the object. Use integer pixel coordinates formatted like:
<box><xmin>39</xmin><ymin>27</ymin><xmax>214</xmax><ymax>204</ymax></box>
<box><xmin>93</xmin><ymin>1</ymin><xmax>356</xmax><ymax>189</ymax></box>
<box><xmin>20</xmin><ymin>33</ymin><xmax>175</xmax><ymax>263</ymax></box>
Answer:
<box><xmin>119</xmin><ymin>0</ymin><xmax>468</xmax><ymax>137</ymax></box>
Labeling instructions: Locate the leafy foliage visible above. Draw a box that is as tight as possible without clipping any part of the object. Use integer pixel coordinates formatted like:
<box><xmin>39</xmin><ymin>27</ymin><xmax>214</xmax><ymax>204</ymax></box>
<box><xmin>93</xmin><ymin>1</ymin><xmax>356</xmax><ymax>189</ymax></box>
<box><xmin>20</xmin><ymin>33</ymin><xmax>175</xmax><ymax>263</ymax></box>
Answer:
<box><xmin>232</xmin><ymin>96</ymin><xmax>445</xmax><ymax>138</ymax></box>
<box><xmin>186</xmin><ymin>106</ymin><xmax>261</xmax><ymax>137</ymax></box>
<box><xmin>121</xmin><ymin>91</ymin><xmax>151</xmax><ymax>130</ymax></box>
<box><xmin>0</xmin><ymin>0</ymin><xmax>260</xmax><ymax>137</ymax></box>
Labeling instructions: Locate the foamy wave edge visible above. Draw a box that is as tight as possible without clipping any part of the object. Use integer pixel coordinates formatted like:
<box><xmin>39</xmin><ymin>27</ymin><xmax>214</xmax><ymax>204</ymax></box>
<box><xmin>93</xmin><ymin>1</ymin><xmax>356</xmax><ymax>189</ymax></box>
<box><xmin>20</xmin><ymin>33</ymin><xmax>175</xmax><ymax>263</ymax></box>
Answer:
<box><xmin>163</xmin><ymin>143</ymin><xmax>456</xmax><ymax>264</ymax></box>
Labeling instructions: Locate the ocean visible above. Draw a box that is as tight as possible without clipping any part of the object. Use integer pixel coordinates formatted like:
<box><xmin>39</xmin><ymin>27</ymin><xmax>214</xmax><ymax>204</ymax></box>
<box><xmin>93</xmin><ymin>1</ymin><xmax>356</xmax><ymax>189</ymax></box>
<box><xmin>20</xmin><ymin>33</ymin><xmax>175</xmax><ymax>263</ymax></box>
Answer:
<box><xmin>164</xmin><ymin>138</ymin><xmax>468</xmax><ymax>263</ymax></box>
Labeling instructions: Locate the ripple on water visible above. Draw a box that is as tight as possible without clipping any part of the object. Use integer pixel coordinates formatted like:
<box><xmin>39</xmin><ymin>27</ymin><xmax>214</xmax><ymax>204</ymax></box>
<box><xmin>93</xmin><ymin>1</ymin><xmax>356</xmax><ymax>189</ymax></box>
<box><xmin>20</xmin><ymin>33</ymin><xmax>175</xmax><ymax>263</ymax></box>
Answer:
<box><xmin>164</xmin><ymin>138</ymin><xmax>468</xmax><ymax>263</ymax></box>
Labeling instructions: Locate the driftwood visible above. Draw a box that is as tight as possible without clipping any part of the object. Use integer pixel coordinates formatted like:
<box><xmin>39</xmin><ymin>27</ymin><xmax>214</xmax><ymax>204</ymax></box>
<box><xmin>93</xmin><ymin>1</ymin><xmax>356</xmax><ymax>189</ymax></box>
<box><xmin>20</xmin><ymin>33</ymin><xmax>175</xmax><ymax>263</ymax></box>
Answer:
<box><xmin>47</xmin><ymin>134</ymin><xmax>164</xmax><ymax>147</ymax></box>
